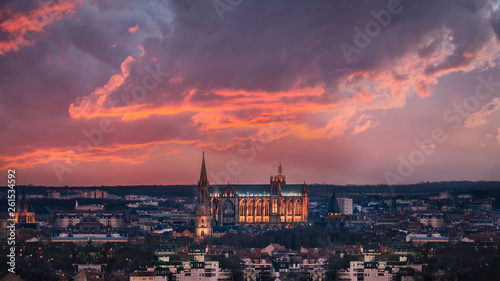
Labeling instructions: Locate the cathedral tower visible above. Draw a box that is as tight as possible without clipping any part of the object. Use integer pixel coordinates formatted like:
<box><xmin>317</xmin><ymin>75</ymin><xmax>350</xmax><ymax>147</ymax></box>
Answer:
<box><xmin>14</xmin><ymin>185</ymin><xmax>35</xmax><ymax>223</ymax></box>
<box><xmin>195</xmin><ymin>152</ymin><xmax>212</xmax><ymax>242</ymax></box>
<box><xmin>269</xmin><ymin>162</ymin><xmax>285</xmax><ymax>223</ymax></box>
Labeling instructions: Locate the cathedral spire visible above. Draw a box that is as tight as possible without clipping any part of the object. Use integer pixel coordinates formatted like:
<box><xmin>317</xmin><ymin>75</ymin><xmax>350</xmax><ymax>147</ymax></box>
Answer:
<box><xmin>199</xmin><ymin>151</ymin><xmax>208</xmax><ymax>186</ymax></box>
<box><xmin>195</xmin><ymin>150</ymin><xmax>212</xmax><ymax>242</ymax></box>
<box><xmin>278</xmin><ymin>161</ymin><xmax>282</xmax><ymax>176</ymax></box>
<box><xmin>328</xmin><ymin>189</ymin><xmax>341</xmax><ymax>215</ymax></box>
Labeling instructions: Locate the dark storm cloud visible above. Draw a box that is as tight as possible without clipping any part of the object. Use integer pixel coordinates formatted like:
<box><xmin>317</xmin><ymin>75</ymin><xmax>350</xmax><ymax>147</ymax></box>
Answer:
<box><xmin>130</xmin><ymin>0</ymin><xmax>494</xmax><ymax>102</ymax></box>
<box><xmin>3</xmin><ymin>0</ymin><xmax>496</xmax><ymax>116</ymax></box>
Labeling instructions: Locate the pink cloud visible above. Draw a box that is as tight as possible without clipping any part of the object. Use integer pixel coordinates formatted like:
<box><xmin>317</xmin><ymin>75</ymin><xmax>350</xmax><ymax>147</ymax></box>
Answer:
<box><xmin>0</xmin><ymin>0</ymin><xmax>82</xmax><ymax>55</ymax></box>
<box><xmin>128</xmin><ymin>24</ymin><xmax>140</xmax><ymax>33</ymax></box>
<box><xmin>464</xmin><ymin>98</ymin><xmax>500</xmax><ymax>128</ymax></box>
<box><xmin>68</xmin><ymin>56</ymin><xmax>134</xmax><ymax>119</ymax></box>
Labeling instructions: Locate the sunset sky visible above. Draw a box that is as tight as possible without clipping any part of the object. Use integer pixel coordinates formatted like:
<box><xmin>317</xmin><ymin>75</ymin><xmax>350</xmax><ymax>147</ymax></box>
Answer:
<box><xmin>1</xmin><ymin>0</ymin><xmax>500</xmax><ymax>186</ymax></box>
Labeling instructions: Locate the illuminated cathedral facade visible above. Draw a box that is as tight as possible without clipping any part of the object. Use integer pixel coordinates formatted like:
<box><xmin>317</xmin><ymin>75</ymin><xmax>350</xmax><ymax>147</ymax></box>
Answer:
<box><xmin>195</xmin><ymin>154</ymin><xmax>309</xmax><ymax>241</ymax></box>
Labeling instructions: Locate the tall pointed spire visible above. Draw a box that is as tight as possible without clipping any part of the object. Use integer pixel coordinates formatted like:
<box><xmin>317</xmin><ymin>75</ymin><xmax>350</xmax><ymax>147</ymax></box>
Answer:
<box><xmin>278</xmin><ymin>161</ymin><xmax>282</xmax><ymax>176</ymax></box>
<box><xmin>195</xmin><ymin>150</ymin><xmax>212</xmax><ymax>242</ymax></box>
<box><xmin>328</xmin><ymin>189</ymin><xmax>341</xmax><ymax>214</ymax></box>
<box><xmin>199</xmin><ymin>151</ymin><xmax>208</xmax><ymax>186</ymax></box>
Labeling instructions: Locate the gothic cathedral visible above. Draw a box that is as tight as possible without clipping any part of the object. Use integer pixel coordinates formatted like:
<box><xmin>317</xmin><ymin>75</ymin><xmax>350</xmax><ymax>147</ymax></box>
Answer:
<box><xmin>195</xmin><ymin>153</ymin><xmax>309</xmax><ymax>242</ymax></box>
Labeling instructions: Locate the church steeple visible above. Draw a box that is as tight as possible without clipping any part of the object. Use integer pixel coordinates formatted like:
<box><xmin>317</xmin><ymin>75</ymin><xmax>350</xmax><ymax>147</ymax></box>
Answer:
<box><xmin>270</xmin><ymin>162</ymin><xmax>285</xmax><ymax>197</ymax></box>
<box><xmin>195</xmin><ymin>151</ymin><xmax>212</xmax><ymax>242</ymax></box>
<box><xmin>198</xmin><ymin>151</ymin><xmax>208</xmax><ymax>186</ymax></box>
<box><xmin>328</xmin><ymin>189</ymin><xmax>341</xmax><ymax>215</ymax></box>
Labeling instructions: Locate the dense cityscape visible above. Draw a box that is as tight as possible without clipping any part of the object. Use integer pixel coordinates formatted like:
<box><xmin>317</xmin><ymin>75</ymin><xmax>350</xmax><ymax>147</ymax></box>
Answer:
<box><xmin>1</xmin><ymin>158</ymin><xmax>499</xmax><ymax>280</ymax></box>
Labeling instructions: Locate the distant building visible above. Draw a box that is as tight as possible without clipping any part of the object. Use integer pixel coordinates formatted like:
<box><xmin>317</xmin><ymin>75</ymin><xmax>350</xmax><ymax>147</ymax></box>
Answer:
<box><xmin>82</xmin><ymin>189</ymin><xmax>107</xmax><ymax>199</ymax></box>
<box><xmin>328</xmin><ymin>191</ymin><xmax>352</xmax><ymax>217</ymax></box>
<box><xmin>155</xmin><ymin>244</ymin><xmax>179</xmax><ymax>261</ymax></box>
<box><xmin>415</xmin><ymin>214</ymin><xmax>445</xmax><ymax>228</ymax></box>
<box><xmin>77</xmin><ymin>265</ymin><xmax>102</xmax><ymax>272</ymax></box>
<box><xmin>240</xmin><ymin>244</ymin><xmax>327</xmax><ymax>281</ymax></box>
<box><xmin>51</xmin><ymin>234</ymin><xmax>129</xmax><ymax>246</ymax></box>
<box><xmin>125</xmin><ymin>195</ymin><xmax>150</xmax><ymax>201</ymax></box>
<box><xmin>173</xmin><ymin>227</ymin><xmax>195</xmax><ymax>238</ymax></box>
<box><xmin>406</xmin><ymin>233</ymin><xmax>452</xmax><ymax>246</ymax></box>
<box><xmin>48</xmin><ymin>190</ymin><xmax>61</xmax><ymax>199</ymax></box>
<box><xmin>73</xmin><ymin>270</ymin><xmax>104</xmax><ymax>281</ymax></box>
<box><xmin>130</xmin><ymin>269</ymin><xmax>168</xmax><ymax>281</ymax></box>
<box><xmin>126</xmin><ymin>201</ymin><xmax>159</xmax><ymax>208</ymax></box>
<box><xmin>337</xmin><ymin>245</ymin><xmax>423</xmax><ymax>281</ymax></box>
<box><xmin>54</xmin><ymin>210</ymin><xmax>124</xmax><ymax>229</ymax></box>
<box><xmin>13</xmin><ymin>187</ymin><xmax>35</xmax><ymax>224</ymax></box>
<box><xmin>75</xmin><ymin>200</ymin><xmax>105</xmax><ymax>211</ymax></box>
<box><xmin>154</xmin><ymin>244</ymin><xmax>231</xmax><ymax>281</ymax></box>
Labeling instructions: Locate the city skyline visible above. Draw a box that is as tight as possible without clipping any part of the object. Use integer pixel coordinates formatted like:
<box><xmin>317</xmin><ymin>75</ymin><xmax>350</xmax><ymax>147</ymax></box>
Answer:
<box><xmin>1</xmin><ymin>0</ymin><xmax>500</xmax><ymax>186</ymax></box>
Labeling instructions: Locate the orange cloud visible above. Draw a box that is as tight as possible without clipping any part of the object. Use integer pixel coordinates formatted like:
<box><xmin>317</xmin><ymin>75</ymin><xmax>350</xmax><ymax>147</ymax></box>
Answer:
<box><xmin>69</xmin><ymin>56</ymin><xmax>134</xmax><ymax>119</ymax></box>
<box><xmin>0</xmin><ymin>139</ymin><xmax>189</xmax><ymax>170</ymax></box>
<box><xmin>128</xmin><ymin>24</ymin><xmax>140</xmax><ymax>33</ymax></box>
<box><xmin>67</xmin><ymin>69</ymin><xmax>385</xmax><ymax>153</ymax></box>
<box><xmin>0</xmin><ymin>0</ymin><xmax>82</xmax><ymax>55</ymax></box>
<box><xmin>70</xmin><ymin>84</ymin><xmax>328</xmax><ymax>121</ymax></box>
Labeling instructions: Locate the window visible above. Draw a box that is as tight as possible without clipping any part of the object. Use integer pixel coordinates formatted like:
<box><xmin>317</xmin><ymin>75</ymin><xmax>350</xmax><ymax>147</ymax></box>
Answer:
<box><xmin>247</xmin><ymin>201</ymin><xmax>253</xmax><ymax>216</ymax></box>
<box><xmin>295</xmin><ymin>200</ymin><xmax>301</xmax><ymax>215</ymax></box>
<box><xmin>222</xmin><ymin>200</ymin><xmax>235</xmax><ymax>223</ymax></box>
<box><xmin>256</xmin><ymin>200</ymin><xmax>262</xmax><ymax>216</ymax></box>
<box><xmin>272</xmin><ymin>199</ymin><xmax>278</xmax><ymax>213</ymax></box>
<box><xmin>239</xmin><ymin>200</ymin><xmax>245</xmax><ymax>214</ymax></box>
